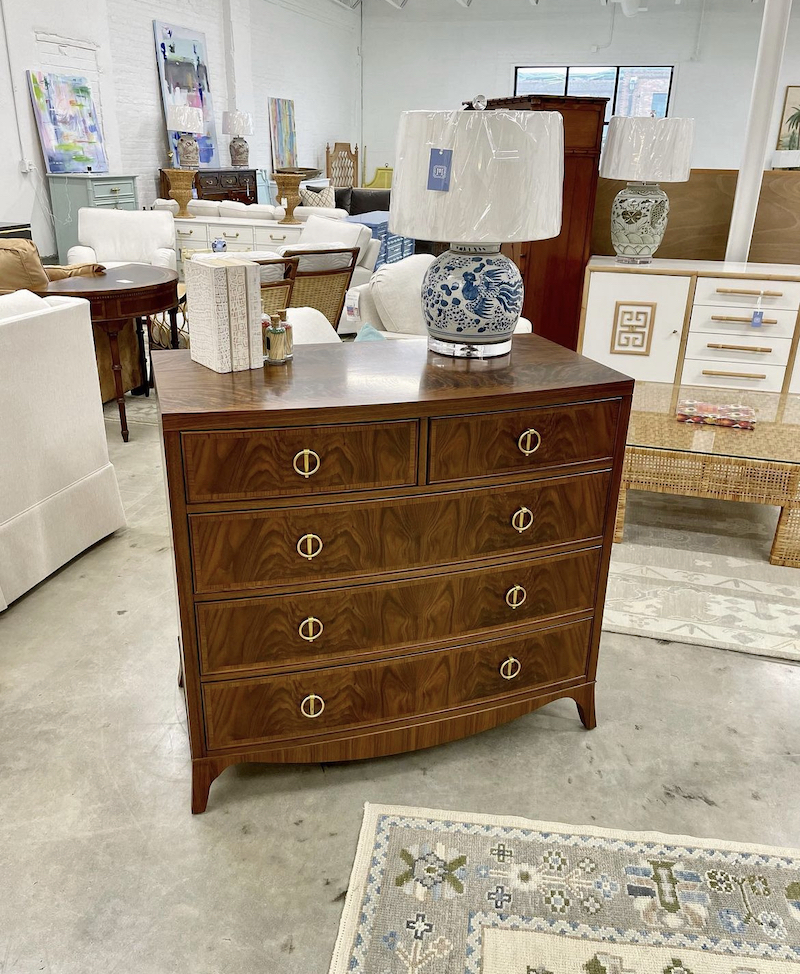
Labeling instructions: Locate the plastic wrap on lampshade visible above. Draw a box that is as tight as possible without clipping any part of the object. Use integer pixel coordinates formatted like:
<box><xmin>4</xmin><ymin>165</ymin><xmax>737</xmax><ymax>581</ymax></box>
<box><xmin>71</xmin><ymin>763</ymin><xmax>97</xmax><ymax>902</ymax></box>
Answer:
<box><xmin>600</xmin><ymin>116</ymin><xmax>694</xmax><ymax>183</ymax></box>
<box><xmin>222</xmin><ymin>110</ymin><xmax>253</xmax><ymax>137</ymax></box>
<box><xmin>389</xmin><ymin>110</ymin><xmax>563</xmax><ymax>244</ymax></box>
<box><xmin>166</xmin><ymin>105</ymin><xmax>204</xmax><ymax>135</ymax></box>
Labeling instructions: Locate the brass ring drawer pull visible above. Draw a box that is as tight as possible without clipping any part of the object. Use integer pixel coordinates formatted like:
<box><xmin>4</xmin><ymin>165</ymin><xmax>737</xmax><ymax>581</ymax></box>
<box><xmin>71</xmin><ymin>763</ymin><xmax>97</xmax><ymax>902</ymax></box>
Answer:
<box><xmin>500</xmin><ymin>656</ymin><xmax>521</xmax><ymax>680</ymax></box>
<box><xmin>505</xmin><ymin>585</ymin><xmax>527</xmax><ymax>609</ymax></box>
<box><xmin>297</xmin><ymin>533</ymin><xmax>323</xmax><ymax>560</ymax></box>
<box><xmin>299</xmin><ymin>616</ymin><xmax>324</xmax><ymax>642</ymax></box>
<box><xmin>517</xmin><ymin>428</ymin><xmax>541</xmax><ymax>456</ymax></box>
<box><xmin>511</xmin><ymin>506</ymin><xmax>534</xmax><ymax>533</ymax></box>
<box><xmin>300</xmin><ymin>693</ymin><xmax>325</xmax><ymax>718</ymax></box>
<box><xmin>293</xmin><ymin>448</ymin><xmax>321</xmax><ymax>478</ymax></box>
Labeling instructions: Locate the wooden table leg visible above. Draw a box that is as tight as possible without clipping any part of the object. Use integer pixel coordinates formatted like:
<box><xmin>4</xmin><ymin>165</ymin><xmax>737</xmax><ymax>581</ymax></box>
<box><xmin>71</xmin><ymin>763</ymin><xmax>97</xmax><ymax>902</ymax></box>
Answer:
<box><xmin>169</xmin><ymin>305</ymin><xmax>180</xmax><ymax>349</ymax></box>
<box><xmin>770</xmin><ymin>505</ymin><xmax>800</xmax><ymax>567</ymax></box>
<box><xmin>131</xmin><ymin>316</ymin><xmax>150</xmax><ymax>398</ymax></box>
<box><xmin>613</xmin><ymin>487</ymin><xmax>627</xmax><ymax>543</ymax></box>
<box><xmin>102</xmin><ymin>320</ymin><xmax>130</xmax><ymax>442</ymax></box>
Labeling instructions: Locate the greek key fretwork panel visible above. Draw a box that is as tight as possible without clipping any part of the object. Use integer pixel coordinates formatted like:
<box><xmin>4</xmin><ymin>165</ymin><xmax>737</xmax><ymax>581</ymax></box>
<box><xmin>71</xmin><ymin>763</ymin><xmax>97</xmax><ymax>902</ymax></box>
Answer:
<box><xmin>610</xmin><ymin>301</ymin><xmax>657</xmax><ymax>356</ymax></box>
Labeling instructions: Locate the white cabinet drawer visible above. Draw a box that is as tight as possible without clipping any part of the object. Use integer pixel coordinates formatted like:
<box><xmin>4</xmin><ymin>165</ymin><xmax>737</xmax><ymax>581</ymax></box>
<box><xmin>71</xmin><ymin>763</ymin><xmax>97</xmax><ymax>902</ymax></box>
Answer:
<box><xmin>254</xmin><ymin>226</ymin><xmax>302</xmax><ymax>248</ymax></box>
<box><xmin>176</xmin><ymin>224</ymin><xmax>209</xmax><ymax>247</ymax></box>
<box><xmin>693</xmin><ymin>276</ymin><xmax>800</xmax><ymax>311</ymax></box>
<box><xmin>681</xmin><ymin>357</ymin><xmax>786</xmax><ymax>392</ymax></box>
<box><xmin>685</xmin><ymin>332</ymin><xmax>793</xmax><ymax>368</ymax></box>
<box><xmin>210</xmin><ymin>225</ymin><xmax>255</xmax><ymax>247</ymax></box>
<box><xmin>688</xmin><ymin>304</ymin><xmax>797</xmax><ymax>339</ymax></box>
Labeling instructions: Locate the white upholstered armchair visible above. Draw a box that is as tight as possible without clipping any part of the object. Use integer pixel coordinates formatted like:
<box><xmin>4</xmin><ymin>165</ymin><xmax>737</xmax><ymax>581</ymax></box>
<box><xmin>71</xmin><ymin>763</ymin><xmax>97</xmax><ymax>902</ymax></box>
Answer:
<box><xmin>67</xmin><ymin>208</ymin><xmax>177</xmax><ymax>270</ymax></box>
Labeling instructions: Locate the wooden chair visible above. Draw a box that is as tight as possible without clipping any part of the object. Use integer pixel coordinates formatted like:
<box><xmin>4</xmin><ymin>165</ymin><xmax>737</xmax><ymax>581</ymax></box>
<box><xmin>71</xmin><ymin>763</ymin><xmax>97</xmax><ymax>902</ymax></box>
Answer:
<box><xmin>326</xmin><ymin>142</ymin><xmax>359</xmax><ymax>187</ymax></box>
<box><xmin>287</xmin><ymin>247</ymin><xmax>358</xmax><ymax>329</ymax></box>
<box><xmin>249</xmin><ymin>255</ymin><xmax>298</xmax><ymax>316</ymax></box>
<box><xmin>363</xmin><ymin>166</ymin><xmax>393</xmax><ymax>189</ymax></box>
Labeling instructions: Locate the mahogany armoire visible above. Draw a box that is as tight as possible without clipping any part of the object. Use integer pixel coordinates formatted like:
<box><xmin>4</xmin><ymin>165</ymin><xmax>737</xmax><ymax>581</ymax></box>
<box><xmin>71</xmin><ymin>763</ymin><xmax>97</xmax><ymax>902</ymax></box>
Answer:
<box><xmin>481</xmin><ymin>94</ymin><xmax>608</xmax><ymax>351</ymax></box>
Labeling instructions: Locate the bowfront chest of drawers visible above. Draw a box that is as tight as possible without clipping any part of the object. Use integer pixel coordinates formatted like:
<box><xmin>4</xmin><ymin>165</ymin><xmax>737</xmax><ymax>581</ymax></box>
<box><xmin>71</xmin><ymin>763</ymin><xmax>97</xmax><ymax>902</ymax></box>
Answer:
<box><xmin>154</xmin><ymin>338</ymin><xmax>632</xmax><ymax>812</ymax></box>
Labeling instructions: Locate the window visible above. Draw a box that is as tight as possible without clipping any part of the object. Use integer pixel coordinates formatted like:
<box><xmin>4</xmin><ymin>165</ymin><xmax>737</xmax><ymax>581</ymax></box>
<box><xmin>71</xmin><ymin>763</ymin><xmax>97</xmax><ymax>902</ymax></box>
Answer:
<box><xmin>514</xmin><ymin>65</ymin><xmax>674</xmax><ymax>127</ymax></box>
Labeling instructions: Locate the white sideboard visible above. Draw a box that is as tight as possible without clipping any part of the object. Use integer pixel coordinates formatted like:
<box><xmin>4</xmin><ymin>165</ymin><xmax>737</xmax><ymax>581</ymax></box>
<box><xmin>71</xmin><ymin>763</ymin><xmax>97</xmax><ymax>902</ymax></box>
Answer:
<box><xmin>174</xmin><ymin>217</ymin><xmax>304</xmax><ymax>279</ymax></box>
<box><xmin>578</xmin><ymin>257</ymin><xmax>800</xmax><ymax>394</ymax></box>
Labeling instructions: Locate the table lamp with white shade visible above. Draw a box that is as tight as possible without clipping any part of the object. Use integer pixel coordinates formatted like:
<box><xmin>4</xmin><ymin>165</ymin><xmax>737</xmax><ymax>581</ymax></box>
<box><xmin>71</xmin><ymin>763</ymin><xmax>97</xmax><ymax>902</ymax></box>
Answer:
<box><xmin>600</xmin><ymin>115</ymin><xmax>695</xmax><ymax>264</ymax></box>
<box><xmin>222</xmin><ymin>110</ymin><xmax>253</xmax><ymax>167</ymax></box>
<box><xmin>390</xmin><ymin>107</ymin><xmax>563</xmax><ymax>358</ymax></box>
<box><xmin>167</xmin><ymin>105</ymin><xmax>205</xmax><ymax>168</ymax></box>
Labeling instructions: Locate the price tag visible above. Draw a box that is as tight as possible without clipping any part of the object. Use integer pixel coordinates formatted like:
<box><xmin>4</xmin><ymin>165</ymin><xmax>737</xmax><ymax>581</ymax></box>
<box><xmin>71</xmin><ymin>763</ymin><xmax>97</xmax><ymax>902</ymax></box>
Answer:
<box><xmin>427</xmin><ymin>148</ymin><xmax>453</xmax><ymax>192</ymax></box>
<box><xmin>345</xmin><ymin>289</ymin><xmax>361</xmax><ymax>323</ymax></box>
<box><xmin>752</xmin><ymin>292</ymin><xmax>764</xmax><ymax>328</ymax></box>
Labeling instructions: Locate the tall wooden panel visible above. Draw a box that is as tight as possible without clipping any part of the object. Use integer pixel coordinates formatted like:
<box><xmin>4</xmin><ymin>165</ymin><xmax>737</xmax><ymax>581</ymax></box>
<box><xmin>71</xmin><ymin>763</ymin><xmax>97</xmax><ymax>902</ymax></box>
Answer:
<box><xmin>484</xmin><ymin>94</ymin><xmax>607</xmax><ymax>351</ymax></box>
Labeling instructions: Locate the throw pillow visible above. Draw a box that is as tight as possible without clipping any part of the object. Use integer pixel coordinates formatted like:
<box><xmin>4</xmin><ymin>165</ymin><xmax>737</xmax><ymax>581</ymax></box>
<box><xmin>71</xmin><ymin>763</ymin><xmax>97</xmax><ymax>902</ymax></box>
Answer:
<box><xmin>299</xmin><ymin>185</ymin><xmax>335</xmax><ymax>208</ymax></box>
<box><xmin>0</xmin><ymin>239</ymin><xmax>50</xmax><ymax>294</ymax></box>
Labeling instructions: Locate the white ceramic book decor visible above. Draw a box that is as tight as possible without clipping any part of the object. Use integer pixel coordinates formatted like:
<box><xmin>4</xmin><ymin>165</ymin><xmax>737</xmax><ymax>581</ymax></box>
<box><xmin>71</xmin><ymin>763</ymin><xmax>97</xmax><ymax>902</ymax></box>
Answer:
<box><xmin>185</xmin><ymin>259</ymin><xmax>232</xmax><ymax>374</ymax></box>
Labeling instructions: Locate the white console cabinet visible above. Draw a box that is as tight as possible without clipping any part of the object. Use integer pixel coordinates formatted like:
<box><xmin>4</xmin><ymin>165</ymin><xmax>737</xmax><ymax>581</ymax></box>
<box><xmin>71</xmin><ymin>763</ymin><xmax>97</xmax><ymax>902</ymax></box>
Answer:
<box><xmin>579</xmin><ymin>257</ymin><xmax>800</xmax><ymax>393</ymax></box>
<box><xmin>174</xmin><ymin>217</ymin><xmax>303</xmax><ymax>279</ymax></box>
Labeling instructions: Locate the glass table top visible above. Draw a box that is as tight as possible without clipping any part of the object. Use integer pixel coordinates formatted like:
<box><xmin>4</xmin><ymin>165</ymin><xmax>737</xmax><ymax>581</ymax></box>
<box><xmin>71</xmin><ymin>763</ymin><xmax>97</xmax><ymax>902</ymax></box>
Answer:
<box><xmin>626</xmin><ymin>382</ymin><xmax>800</xmax><ymax>465</ymax></box>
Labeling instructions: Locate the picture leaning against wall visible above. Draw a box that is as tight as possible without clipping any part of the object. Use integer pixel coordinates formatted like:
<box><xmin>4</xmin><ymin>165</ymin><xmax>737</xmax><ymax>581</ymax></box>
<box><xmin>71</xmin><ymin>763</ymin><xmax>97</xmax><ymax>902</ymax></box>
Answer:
<box><xmin>777</xmin><ymin>86</ymin><xmax>800</xmax><ymax>150</ymax></box>
<box><xmin>268</xmin><ymin>97</ymin><xmax>298</xmax><ymax>170</ymax></box>
<box><xmin>27</xmin><ymin>71</ymin><xmax>108</xmax><ymax>174</ymax></box>
<box><xmin>153</xmin><ymin>21</ymin><xmax>219</xmax><ymax>168</ymax></box>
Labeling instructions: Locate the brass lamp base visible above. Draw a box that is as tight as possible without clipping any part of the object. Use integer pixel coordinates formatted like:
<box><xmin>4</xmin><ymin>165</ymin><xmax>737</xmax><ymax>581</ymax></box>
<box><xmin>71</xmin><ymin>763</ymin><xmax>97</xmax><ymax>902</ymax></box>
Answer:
<box><xmin>273</xmin><ymin>167</ymin><xmax>321</xmax><ymax>224</ymax></box>
<box><xmin>164</xmin><ymin>168</ymin><xmax>197</xmax><ymax>219</ymax></box>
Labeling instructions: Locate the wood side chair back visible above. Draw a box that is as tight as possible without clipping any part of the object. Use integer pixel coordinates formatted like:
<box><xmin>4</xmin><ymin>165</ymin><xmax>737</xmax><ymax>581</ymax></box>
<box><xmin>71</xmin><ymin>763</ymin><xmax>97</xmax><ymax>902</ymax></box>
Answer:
<box><xmin>326</xmin><ymin>142</ymin><xmax>359</xmax><ymax>188</ymax></box>
<box><xmin>249</xmin><ymin>255</ymin><xmax>299</xmax><ymax>316</ymax></box>
<box><xmin>287</xmin><ymin>247</ymin><xmax>359</xmax><ymax>329</ymax></box>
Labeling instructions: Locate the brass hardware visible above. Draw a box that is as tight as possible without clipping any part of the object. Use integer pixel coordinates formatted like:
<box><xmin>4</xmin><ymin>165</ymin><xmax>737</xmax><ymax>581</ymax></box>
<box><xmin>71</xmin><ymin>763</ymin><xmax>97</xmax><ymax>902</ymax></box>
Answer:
<box><xmin>517</xmin><ymin>428</ymin><xmax>541</xmax><ymax>456</ymax></box>
<box><xmin>300</xmin><ymin>693</ymin><xmax>325</xmax><ymax>718</ymax></box>
<box><xmin>702</xmin><ymin>369</ymin><xmax>767</xmax><ymax>380</ymax></box>
<box><xmin>270</xmin><ymin>234</ymin><xmax>288</xmax><ymax>241</ymax></box>
<box><xmin>500</xmin><ymin>656</ymin><xmax>521</xmax><ymax>680</ymax></box>
<box><xmin>299</xmin><ymin>617</ymin><xmax>324</xmax><ymax>643</ymax></box>
<box><xmin>177</xmin><ymin>229</ymin><xmax>194</xmax><ymax>236</ymax></box>
<box><xmin>297</xmin><ymin>533</ymin><xmax>323</xmax><ymax>560</ymax></box>
<box><xmin>223</xmin><ymin>232</ymin><xmax>240</xmax><ymax>239</ymax></box>
<box><xmin>715</xmin><ymin>287</ymin><xmax>783</xmax><ymax>297</ymax></box>
<box><xmin>710</xmin><ymin>315</ymin><xmax>777</xmax><ymax>324</ymax></box>
<box><xmin>511</xmin><ymin>507</ymin><xmax>534</xmax><ymax>533</ymax></box>
<box><xmin>110</xmin><ymin>186</ymin><xmax>120</xmax><ymax>193</ymax></box>
<box><xmin>505</xmin><ymin>585</ymin><xmax>527</xmax><ymax>609</ymax></box>
<box><xmin>293</xmin><ymin>448</ymin><xmax>321</xmax><ymax>478</ymax></box>
<box><xmin>706</xmin><ymin>343</ymin><xmax>773</xmax><ymax>353</ymax></box>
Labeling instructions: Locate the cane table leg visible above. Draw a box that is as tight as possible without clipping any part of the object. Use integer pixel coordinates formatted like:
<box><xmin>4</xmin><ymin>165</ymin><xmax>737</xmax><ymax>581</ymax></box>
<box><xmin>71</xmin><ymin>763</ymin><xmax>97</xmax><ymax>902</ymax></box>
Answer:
<box><xmin>770</xmin><ymin>506</ymin><xmax>800</xmax><ymax>567</ymax></box>
<box><xmin>101</xmin><ymin>320</ymin><xmax>129</xmax><ymax>442</ymax></box>
<box><xmin>613</xmin><ymin>488</ymin><xmax>627</xmax><ymax>543</ymax></box>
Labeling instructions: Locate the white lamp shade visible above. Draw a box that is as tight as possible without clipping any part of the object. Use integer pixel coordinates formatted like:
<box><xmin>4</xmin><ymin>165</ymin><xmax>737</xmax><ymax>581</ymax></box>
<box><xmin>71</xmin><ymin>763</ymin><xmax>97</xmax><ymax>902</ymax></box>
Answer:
<box><xmin>389</xmin><ymin>110</ymin><xmax>563</xmax><ymax>244</ymax></box>
<box><xmin>167</xmin><ymin>105</ymin><xmax>205</xmax><ymax>135</ymax></box>
<box><xmin>222</xmin><ymin>110</ymin><xmax>253</xmax><ymax>137</ymax></box>
<box><xmin>600</xmin><ymin>116</ymin><xmax>694</xmax><ymax>183</ymax></box>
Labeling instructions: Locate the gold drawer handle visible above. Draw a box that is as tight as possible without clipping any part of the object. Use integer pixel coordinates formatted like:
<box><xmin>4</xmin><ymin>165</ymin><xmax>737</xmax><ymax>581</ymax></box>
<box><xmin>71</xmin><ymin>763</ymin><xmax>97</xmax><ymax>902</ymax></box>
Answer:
<box><xmin>297</xmin><ymin>533</ymin><xmax>323</xmax><ymax>560</ymax></box>
<box><xmin>710</xmin><ymin>314</ymin><xmax>777</xmax><ymax>324</ymax></box>
<box><xmin>300</xmin><ymin>693</ymin><xmax>325</xmax><ymax>718</ymax></box>
<box><xmin>706</xmin><ymin>343</ymin><xmax>772</xmax><ymax>354</ymax></box>
<box><xmin>110</xmin><ymin>186</ymin><xmax>120</xmax><ymax>193</ymax></box>
<box><xmin>223</xmin><ymin>232</ymin><xmax>240</xmax><ymax>239</ymax></box>
<box><xmin>500</xmin><ymin>656</ymin><xmax>521</xmax><ymax>680</ymax></box>
<box><xmin>517</xmin><ymin>428</ymin><xmax>541</xmax><ymax>456</ymax></box>
<box><xmin>299</xmin><ymin>616</ymin><xmax>323</xmax><ymax>643</ymax></box>
<box><xmin>702</xmin><ymin>369</ymin><xmax>767</xmax><ymax>380</ymax></box>
<box><xmin>178</xmin><ymin>229</ymin><xmax>194</xmax><ymax>236</ymax></box>
<box><xmin>270</xmin><ymin>234</ymin><xmax>288</xmax><ymax>241</ymax></box>
<box><xmin>293</xmin><ymin>448</ymin><xmax>321</xmax><ymax>478</ymax></box>
<box><xmin>511</xmin><ymin>506</ymin><xmax>534</xmax><ymax>533</ymax></box>
<box><xmin>715</xmin><ymin>287</ymin><xmax>783</xmax><ymax>297</ymax></box>
<box><xmin>505</xmin><ymin>585</ymin><xmax>527</xmax><ymax>609</ymax></box>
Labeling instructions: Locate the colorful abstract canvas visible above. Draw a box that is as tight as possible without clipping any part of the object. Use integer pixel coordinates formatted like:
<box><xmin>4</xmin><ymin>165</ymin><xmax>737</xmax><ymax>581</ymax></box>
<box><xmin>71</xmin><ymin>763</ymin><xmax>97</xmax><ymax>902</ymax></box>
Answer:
<box><xmin>27</xmin><ymin>72</ymin><xmax>108</xmax><ymax>174</ymax></box>
<box><xmin>153</xmin><ymin>21</ymin><xmax>219</xmax><ymax>167</ymax></box>
<box><xmin>268</xmin><ymin>97</ymin><xmax>298</xmax><ymax>170</ymax></box>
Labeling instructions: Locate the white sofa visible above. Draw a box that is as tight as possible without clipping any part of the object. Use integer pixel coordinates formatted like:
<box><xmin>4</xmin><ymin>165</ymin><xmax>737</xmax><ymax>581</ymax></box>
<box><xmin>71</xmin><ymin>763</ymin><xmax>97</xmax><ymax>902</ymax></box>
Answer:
<box><xmin>67</xmin><ymin>208</ymin><xmax>177</xmax><ymax>269</ymax></box>
<box><xmin>0</xmin><ymin>290</ymin><xmax>126</xmax><ymax>611</ymax></box>
<box><xmin>153</xmin><ymin>198</ymin><xmax>348</xmax><ymax>223</ymax></box>
<box><xmin>342</xmin><ymin>254</ymin><xmax>534</xmax><ymax>339</ymax></box>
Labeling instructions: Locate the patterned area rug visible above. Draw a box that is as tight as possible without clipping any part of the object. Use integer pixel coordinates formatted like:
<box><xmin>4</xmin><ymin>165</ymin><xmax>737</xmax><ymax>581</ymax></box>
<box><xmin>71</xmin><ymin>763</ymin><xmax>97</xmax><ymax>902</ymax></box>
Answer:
<box><xmin>330</xmin><ymin>804</ymin><xmax>800</xmax><ymax>974</ymax></box>
<box><xmin>605</xmin><ymin>492</ymin><xmax>800</xmax><ymax>662</ymax></box>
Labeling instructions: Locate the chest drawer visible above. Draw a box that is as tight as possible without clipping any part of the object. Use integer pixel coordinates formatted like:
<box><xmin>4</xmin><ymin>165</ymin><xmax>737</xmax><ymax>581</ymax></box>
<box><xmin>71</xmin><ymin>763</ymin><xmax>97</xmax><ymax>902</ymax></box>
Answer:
<box><xmin>255</xmin><ymin>226</ymin><xmax>302</xmax><ymax>248</ymax></box>
<box><xmin>684</xmin><ymin>332</ymin><xmax>793</xmax><ymax>368</ymax></box>
<box><xmin>693</xmin><ymin>277</ymin><xmax>800</xmax><ymax>312</ymax></box>
<box><xmin>88</xmin><ymin>178</ymin><xmax>136</xmax><ymax>202</ymax></box>
<box><xmin>428</xmin><ymin>399</ymin><xmax>620</xmax><ymax>484</ymax></box>
<box><xmin>214</xmin><ymin>225</ymin><xmax>255</xmax><ymax>248</ymax></box>
<box><xmin>176</xmin><ymin>224</ymin><xmax>209</xmax><ymax>247</ymax></box>
<box><xmin>190</xmin><ymin>470</ymin><xmax>610</xmax><ymax>594</ymax></box>
<box><xmin>184</xmin><ymin>421</ymin><xmax>418</xmax><ymax>503</ymax></box>
<box><xmin>197</xmin><ymin>547</ymin><xmax>601</xmax><ymax>676</ymax></box>
<box><xmin>688</xmin><ymin>304</ymin><xmax>798</xmax><ymax>340</ymax></box>
<box><xmin>203</xmin><ymin>618</ymin><xmax>592</xmax><ymax>749</ymax></box>
<box><xmin>680</xmin><ymin>358</ymin><xmax>786</xmax><ymax>392</ymax></box>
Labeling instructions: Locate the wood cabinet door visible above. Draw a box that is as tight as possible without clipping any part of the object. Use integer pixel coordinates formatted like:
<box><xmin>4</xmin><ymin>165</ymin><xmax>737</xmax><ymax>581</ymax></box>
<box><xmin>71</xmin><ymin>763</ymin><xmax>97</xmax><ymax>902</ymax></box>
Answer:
<box><xmin>580</xmin><ymin>271</ymin><xmax>692</xmax><ymax>382</ymax></box>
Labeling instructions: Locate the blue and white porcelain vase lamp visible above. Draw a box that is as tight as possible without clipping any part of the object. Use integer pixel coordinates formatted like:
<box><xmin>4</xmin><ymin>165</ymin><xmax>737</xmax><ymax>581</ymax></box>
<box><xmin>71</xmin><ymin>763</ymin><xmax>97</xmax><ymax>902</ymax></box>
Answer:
<box><xmin>389</xmin><ymin>109</ymin><xmax>563</xmax><ymax>357</ymax></box>
<box><xmin>600</xmin><ymin>116</ymin><xmax>695</xmax><ymax>264</ymax></box>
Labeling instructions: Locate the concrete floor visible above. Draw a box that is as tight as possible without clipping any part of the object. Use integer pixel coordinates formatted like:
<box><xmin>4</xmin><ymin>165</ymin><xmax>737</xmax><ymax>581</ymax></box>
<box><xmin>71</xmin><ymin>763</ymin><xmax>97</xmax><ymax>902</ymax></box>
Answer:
<box><xmin>1</xmin><ymin>395</ymin><xmax>799</xmax><ymax>974</ymax></box>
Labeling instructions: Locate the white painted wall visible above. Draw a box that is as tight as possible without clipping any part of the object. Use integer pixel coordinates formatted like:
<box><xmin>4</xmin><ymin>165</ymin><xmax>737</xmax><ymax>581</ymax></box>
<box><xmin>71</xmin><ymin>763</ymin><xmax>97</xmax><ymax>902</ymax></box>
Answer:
<box><xmin>360</xmin><ymin>0</ymin><xmax>800</xmax><ymax>176</ymax></box>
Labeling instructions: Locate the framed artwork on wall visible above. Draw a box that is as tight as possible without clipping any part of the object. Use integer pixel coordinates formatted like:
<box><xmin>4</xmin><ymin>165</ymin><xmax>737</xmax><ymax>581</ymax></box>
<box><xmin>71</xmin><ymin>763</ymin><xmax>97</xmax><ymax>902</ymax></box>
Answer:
<box><xmin>777</xmin><ymin>86</ymin><xmax>800</xmax><ymax>150</ymax></box>
<box><xmin>27</xmin><ymin>71</ymin><xmax>108</xmax><ymax>174</ymax></box>
<box><xmin>153</xmin><ymin>20</ymin><xmax>219</xmax><ymax>167</ymax></box>
<box><xmin>268</xmin><ymin>97</ymin><xmax>298</xmax><ymax>170</ymax></box>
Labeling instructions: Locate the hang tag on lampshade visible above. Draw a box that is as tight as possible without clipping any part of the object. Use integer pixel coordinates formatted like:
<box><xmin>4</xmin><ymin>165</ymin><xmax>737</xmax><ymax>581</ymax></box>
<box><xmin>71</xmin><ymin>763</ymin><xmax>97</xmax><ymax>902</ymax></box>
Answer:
<box><xmin>427</xmin><ymin>148</ymin><xmax>453</xmax><ymax>192</ymax></box>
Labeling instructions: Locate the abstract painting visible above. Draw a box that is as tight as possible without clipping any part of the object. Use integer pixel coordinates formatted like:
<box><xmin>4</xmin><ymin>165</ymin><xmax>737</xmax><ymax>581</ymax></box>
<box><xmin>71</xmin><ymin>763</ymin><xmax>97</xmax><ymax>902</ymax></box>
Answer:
<box><xmin>777</xmin><ymin>86</ymin><xmax>800</xmax><ymax>150</ymax></box>
<box><xmin>153</xmin><ymin>21</ymin><xmax>219</xmax><ymax>167</ymax></box>
<box><xmin>268</xmin><ymin>97</ymin><xmax>298</xmax><ymax>170</ymax></box>
<box><xmin>27</xmin><ymin>71</ymin><xmax>108</xmax><ymax>174</ymax></box>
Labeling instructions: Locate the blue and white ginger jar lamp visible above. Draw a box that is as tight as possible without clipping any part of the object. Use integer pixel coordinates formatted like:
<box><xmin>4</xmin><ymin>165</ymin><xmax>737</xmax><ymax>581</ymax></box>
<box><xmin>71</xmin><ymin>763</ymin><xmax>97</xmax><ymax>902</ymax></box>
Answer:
<box><xmin>389</xmin><ymin>106</ymin><xmax>563</xmax><ymax>357</ymax></box>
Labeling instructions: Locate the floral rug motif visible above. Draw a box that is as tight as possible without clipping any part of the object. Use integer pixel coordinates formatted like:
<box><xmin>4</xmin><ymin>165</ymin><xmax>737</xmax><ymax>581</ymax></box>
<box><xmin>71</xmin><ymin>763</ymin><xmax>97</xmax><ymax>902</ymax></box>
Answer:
<box><xmin>329</xmin><ymin>804</ymin><xmax>800</xmax><ymax>974</ymax></box>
